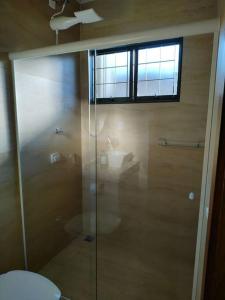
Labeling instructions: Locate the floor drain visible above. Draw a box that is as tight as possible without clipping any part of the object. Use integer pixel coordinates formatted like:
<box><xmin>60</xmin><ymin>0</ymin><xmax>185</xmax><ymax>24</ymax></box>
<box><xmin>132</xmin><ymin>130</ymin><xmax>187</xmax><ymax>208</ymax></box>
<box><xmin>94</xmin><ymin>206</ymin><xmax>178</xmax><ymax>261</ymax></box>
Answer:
<box><xmin>83</xmin><ymin>235</ymin><xmax>95</xmax><ymax>242</ymax></box>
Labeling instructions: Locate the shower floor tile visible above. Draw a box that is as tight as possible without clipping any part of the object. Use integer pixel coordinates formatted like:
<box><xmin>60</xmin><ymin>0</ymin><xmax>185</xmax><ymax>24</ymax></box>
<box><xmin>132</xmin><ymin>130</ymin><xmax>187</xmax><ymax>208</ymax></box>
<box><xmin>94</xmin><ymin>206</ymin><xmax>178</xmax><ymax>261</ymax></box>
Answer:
<box><xmin>40</xmin><ymin>237</ymin><xmax>96</xmax><ymax>300</ymax></box>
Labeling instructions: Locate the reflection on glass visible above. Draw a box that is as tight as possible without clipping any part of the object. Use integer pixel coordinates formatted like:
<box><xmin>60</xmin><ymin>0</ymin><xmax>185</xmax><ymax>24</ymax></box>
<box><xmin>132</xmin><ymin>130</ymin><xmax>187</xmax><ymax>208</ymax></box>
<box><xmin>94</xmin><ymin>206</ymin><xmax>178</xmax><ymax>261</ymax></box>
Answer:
<box><xmin>13</xmin><ymin>52</ymin><xmax>96</xmax><ymax>300</ymax></box>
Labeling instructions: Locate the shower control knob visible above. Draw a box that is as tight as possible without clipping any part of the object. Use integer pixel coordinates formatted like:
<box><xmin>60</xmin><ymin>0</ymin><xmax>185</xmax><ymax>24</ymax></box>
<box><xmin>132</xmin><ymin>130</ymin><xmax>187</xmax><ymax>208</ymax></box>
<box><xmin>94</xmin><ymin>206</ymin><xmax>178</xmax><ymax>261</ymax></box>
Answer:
<box><xmin>55</xmin><ymin>127</ymin><xmax>64</xmax><ymax>135</ymax></box>
<box><xmin>189</xmin><ymin>192</ymin><xmax>195</xmax><ymax>201</ymax></box>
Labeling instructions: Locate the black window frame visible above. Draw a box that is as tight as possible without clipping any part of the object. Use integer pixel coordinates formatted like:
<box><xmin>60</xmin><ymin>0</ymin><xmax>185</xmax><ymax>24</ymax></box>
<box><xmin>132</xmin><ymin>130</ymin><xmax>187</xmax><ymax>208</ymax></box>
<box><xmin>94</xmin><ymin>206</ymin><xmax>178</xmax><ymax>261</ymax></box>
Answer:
<box><xmin>94</xmin><ymin>38</ymin><xmax>183</xmax><ymax>104</ymax></box>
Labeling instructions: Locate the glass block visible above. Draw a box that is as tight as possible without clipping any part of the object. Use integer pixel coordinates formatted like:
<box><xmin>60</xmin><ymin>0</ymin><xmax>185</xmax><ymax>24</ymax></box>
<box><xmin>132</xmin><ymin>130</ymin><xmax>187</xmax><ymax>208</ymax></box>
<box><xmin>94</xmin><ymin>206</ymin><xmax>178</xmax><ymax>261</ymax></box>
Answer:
<box><xmin>137</xmin><ymin>81</ymin><xmax>147</xmax><ymax>96</ymax></box>
<box><xmin>105</xmin><ymin>53</ymin><xmax>116</xmax><ymax>67</ymax></box>
<box><xmin>148</xmin><ymin>80</ymin><xmax>160</xmax><ymax>96</ymax></box>
<box><xmin>96</xmin><ymin>55</ymin><xmax>104</xmax><ymax>69</ymax></box>
<box><xmin>115</xmin><ymin>66</ymin><xmax>128</xmax><ymax>83</ymax></box>
<box><xmin>161</xmin><ymin>45</ymin><xmax>176</xmax><ymax>61</ymax></box>
<box><xmin>147</xmin><ymin>63</ymin><xmax>160</xmax><ymax>80</ymax></box>
<box><xmin>138</xmin><ymin>64</ymin><xmax>147</xmax><ymax>81</ymax></box>
<box><xmin>104</xmin><ymin>83</ymin><xmax>115</xmax><ymax>98</ymax></box>
<box><xmin>96</xmin><ymin>84</ymin><xmax>104</xmax><ymax>98</ymax></box>
<box><xmin>116</xmin><ymin>52</ymin><xmax>128</xmax><ymax>67</ymax></box>
<box><xmin>115</xmin><ymin>83</ymin><xmax>128</xmax><ymax>97</ymax></box>
<box><xmin>160</xmin><ymin>61</ymin><xmax>175</xmax><ymax>79</ymax></box>
<box><xmin>105</xmin><ymin>68</ymin><xmax>116</xmax><ymax>84</ymax></box>
<box><xmin>96</xmin><ymin>69</ymin><xmax>104</xmax><ymax>84</ymax></box>
<box><xmin>138</xmin><ymin>49</ymin><xmax>147</xmax><ymax>64</ymax></box>
<box><xmin>147</xmin><ymin>47</ymin><xmax>160</xmax><ymax>62</ymax></box>
<box><xmin>159</xmin><ymin>79</ymin><xmax>174</xmax><ymax>95</ymax></box>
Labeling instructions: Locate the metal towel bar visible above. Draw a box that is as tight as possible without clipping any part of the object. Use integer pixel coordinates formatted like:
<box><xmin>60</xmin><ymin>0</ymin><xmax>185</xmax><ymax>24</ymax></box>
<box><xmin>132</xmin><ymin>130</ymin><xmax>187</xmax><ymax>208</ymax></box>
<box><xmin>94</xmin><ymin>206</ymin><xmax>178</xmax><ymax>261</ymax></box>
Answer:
<box><xmin>158</xmin><ymin>138</ymin><xmax>205</xmax><ymax>148</ymax></box>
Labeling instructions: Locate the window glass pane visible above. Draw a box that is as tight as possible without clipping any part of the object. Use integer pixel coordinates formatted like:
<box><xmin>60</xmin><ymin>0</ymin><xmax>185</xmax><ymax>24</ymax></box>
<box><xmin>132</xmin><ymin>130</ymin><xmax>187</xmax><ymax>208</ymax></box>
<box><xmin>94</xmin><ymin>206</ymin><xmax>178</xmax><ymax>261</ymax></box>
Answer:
<box><xmin>161</xmin><ymin>45</ymin><xmax>176</xmax><ymax>61</ymax></box>
<box><xmin>96</xmin><ymin>69</ymin><xmax>104</xmax><ymax>84</ymax></box>
<box><xmin>138</xmin><ymin>49</ymin><xmax>147</xmax><ymax>64</ymax></box>
<box><xmin>116</xmin><ymin>66</ymin><xmax>128</xmax><ymax>83</ymax></box>
<box><xmin>160</xmin><ymin>61</ymin><xmax>175</xmax><ymax>79</ymax></box>
<box><xmin>95</xmin><ymin>41</ymin><xmax>181</xmax><ymax>101</ymax></box>
<box><xmin>137</xmin><ymin>42</ymin><xmax>180</xmax><ymax>98</ymax></box>
<box><xmin>105</xmin><ymin>53</ymin><xmax>116</xmax><ymax>67</ymax></box>
<box><xmin>105</xmin><ymin>68</ymin><xmax>116</xmax><ymax>84</ymax></box>
<box><xmin>137</xmin><ymin>81</ymin><xmax>147</xmax><ymax>96</ymax></box>
<box><xmin>96</xmin><ymin>84</ymin><xmax>104</xmax><ymax>98</ymax></box>
<box><xmin>137</xmin><ymin>80</ymin><xmax>160</xmax><ymax>97</ymax></box>
<box><xmin>147</xmin><ymin>63</ymin><xmax>160</xmax><ymax>80</ymax></box>
<box><xmin>96</xmin><ymin>55</ymin><xmax>104</xmax><ymax>69</ymax></box>
<box><xmin>96</xmin><ymin>51</ymin><xmax>130</xmax><ymax>99</ymax></box>
<box><xmin>104</xmin><ymin>83</ymin><xmax>115</xmax><ymax>98</ymax></box>
<box><xmin>174</xmin><ymin>81</ymin><xmax>178</xmax><ymax>95</ymax></box>
<box><xmin>146</xmin><ymin>48</ymin><xmax>160</xmax><ymax>62</ymax></box>
<box><xmin>148</xmin><ymin>80</ymin><xmax>160</xmax><ymax>96</ymax></box>
<box><xmin>174</xmin><ymin>45</ymin><xmax>180</xmax><ymax>71</ymax></box>
<box><xmin>115</xmin><ymin>83</ymin><xmax>128</xmax><ymax>97</ymax></box>
<box><xmin>138</xmin><ymin>64</ymin><xmax>147</xmax><ymax>81</ymax></box>
<box><xmin>116</xmin><ymin>52</ymin><xmax>128</xmax><ymax>67</ymax></box>
<box><xmin>159</xmin><ymin>79</ymin><xmax>174</xmax><ymax>95</ymax></box>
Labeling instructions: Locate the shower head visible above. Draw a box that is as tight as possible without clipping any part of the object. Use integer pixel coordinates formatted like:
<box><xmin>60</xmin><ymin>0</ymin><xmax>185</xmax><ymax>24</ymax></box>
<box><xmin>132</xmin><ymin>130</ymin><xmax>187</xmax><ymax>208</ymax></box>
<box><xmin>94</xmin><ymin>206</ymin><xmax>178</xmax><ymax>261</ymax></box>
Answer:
<box><xmin>50</xmin><ymin>8</ymin><xmax>103</xmax><ymax>31</ymax></box>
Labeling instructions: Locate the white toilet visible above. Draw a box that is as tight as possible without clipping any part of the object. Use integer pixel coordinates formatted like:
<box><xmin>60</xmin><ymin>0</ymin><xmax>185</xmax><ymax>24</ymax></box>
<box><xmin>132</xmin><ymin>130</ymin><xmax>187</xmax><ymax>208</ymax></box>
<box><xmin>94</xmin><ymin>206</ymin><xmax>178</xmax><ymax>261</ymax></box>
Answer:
<box><xmin>0</xmin><ymin>270</ymin><xmax>62</xmax><ymax>300</ymax></box>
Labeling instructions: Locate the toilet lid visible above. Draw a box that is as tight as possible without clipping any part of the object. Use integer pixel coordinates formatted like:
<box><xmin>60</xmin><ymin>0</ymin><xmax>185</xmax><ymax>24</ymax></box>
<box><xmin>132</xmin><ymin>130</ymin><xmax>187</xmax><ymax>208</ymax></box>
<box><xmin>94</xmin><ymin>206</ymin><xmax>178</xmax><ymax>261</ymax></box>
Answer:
<box><xmin>0</xmin><ymin>270</ymin><xmax>61</xmax><ymax>300</ymax></box>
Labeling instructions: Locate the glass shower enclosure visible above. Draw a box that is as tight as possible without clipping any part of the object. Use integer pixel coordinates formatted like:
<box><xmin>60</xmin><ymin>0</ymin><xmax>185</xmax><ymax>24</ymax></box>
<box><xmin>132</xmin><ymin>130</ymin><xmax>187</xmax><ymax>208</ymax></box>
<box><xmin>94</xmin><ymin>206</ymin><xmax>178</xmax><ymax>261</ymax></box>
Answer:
<box><xmin>11</xmin><ymin>31</ymin><xmax>214</xmax><ymax>300</ymax></box>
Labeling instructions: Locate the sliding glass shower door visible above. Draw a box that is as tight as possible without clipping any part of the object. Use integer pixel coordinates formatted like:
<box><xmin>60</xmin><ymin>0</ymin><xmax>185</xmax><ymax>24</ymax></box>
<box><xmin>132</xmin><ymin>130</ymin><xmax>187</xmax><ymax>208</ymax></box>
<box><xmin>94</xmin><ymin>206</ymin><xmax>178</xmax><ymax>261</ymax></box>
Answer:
<box><xmin>95</xmin><ymin>33</ymin><xmax>213</xmax><ymax>300</ymax></box>
<box><xmin>13</xmin><ymin>51</ymin><xmax>97</xmax><ymax>300</ymax></box>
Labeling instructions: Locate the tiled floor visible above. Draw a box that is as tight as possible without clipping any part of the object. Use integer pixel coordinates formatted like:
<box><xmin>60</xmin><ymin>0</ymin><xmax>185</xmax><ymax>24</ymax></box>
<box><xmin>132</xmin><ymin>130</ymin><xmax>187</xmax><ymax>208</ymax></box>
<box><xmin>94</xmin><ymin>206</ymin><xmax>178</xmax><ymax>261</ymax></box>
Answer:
<box><xmin>40</xmin><ymin>214</ymin><xmax>194</xmax><ymax>300</ymax></box>
<box><xmin>40</xmin><ymin>237</ymin><xmax>96</xmax><ymax>300</ymax></box>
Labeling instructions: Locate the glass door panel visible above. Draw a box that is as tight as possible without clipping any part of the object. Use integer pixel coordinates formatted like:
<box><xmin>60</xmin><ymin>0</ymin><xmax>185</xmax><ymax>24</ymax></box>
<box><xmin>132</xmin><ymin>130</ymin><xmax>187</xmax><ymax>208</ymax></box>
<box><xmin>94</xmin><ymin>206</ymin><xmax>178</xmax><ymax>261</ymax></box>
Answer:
<box><xmin>13</xmin><ymin>51</ymin><xmax>96</xmax><ymax>300</ymax></box>
<box><xmin>96</xmin><ymin>33</ymin><xmax>213</xmax><ymax>300</ymax></box>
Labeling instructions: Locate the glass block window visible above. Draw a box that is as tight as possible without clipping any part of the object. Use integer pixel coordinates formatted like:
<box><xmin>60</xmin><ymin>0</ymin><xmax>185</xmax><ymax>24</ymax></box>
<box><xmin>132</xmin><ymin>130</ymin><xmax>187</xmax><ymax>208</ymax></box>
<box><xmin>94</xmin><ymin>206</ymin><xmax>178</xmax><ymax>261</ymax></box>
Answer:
<box><xmin>137</xmin><ymin>44</ymin><xmax>180</xmax><ymax>97</ymax></box>
<box><xmin>94</xmin><ymin>38</ymin><xmax>182</xmax><ymax>104</ymax></box>
<box><xmin>95</xmin><ymin>51</ymin><xmax>130</xmax><ymax>100</ymax></box>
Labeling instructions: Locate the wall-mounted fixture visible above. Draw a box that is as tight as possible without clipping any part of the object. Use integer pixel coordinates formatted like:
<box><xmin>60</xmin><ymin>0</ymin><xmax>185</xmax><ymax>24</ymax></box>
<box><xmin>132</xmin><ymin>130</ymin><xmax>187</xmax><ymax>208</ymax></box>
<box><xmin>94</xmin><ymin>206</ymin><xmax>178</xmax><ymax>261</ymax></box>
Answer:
<box><xmin>158</xmin><ymin>138</ymin><xmax>205</xmax><ymax>148</ymax></box>
<box><xmin>50</xmin><ymin>8</ymin><xmax>103</xmax><ymax>31</ymax></box>
<box><xmin>49</xmin><ymin>0</ymin><xmax>103</xmax><ymax>44</ymax></box>
<box><xmin>55</xmin><ymin>127</ymin><xmax>64</xmax><ymax>135</ymax></box>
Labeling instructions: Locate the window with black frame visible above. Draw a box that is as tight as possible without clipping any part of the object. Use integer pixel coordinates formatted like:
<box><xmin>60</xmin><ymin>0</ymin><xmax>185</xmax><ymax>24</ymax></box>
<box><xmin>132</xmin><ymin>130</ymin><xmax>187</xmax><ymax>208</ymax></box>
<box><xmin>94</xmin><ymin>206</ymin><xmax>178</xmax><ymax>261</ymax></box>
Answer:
<box><xmin>94</xmin><ymin>38</ymin><xmax>183</xmax><ymax>104</ymax></box>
